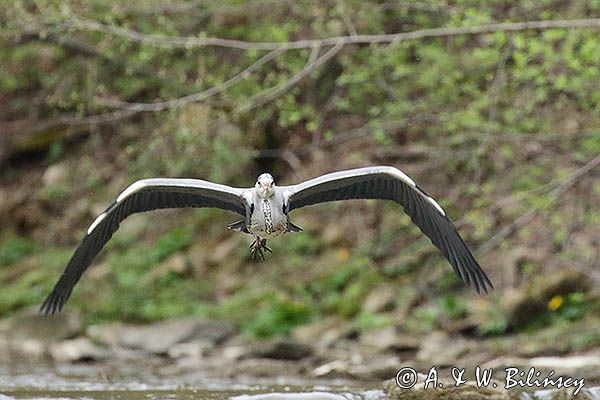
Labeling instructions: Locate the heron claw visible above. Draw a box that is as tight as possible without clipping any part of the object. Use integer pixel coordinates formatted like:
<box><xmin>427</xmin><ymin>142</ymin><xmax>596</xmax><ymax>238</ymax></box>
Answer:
<box><xmin>250</xmin><ymin>237</ymin><xmax>270</xmax><ymax>260</ymax></box>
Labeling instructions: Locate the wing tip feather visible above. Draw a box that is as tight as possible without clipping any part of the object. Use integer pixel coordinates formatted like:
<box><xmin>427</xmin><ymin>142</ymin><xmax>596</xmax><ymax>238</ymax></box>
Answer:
<box><xmin>39</xmin><ymin>291</ymin><xmax>65</xmax><ymax>315</ymax></box>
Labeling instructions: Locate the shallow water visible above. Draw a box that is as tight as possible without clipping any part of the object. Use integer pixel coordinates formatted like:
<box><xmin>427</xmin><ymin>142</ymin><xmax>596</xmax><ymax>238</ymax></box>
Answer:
<box><xmin>0</xmin><ymin>362</ymin><xmax>385</xmax><ymax>400</ymax></box>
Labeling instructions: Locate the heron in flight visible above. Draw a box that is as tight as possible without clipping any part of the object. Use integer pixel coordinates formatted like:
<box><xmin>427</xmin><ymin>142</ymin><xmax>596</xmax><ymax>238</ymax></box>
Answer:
<box><xmin>40</xmin><ymin>166</ymin><xmax>492</xmax><ymax>315</ymax></box>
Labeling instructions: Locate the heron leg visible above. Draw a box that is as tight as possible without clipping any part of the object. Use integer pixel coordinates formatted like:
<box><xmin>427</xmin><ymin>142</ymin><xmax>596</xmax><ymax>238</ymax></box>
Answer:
<box><xmin>250</xmin><ymin>236</ymin><xmax>271</xmax><ymax>260</ymax></box>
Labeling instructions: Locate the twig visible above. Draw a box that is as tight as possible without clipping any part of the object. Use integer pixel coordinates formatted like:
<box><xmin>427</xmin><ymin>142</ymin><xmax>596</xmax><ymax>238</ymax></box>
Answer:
<box><xmin>476</xmin><ymin>154</ymin><xmax>600</xmax><ymax>254</ymax></box>
<box><xmin>115</xmin><ymin>0</ymin><xmax>292</xmax><ymax>16</ymax></box>
<box><xmin>237</xmin><ymin>42</ymin><xmax>342</xmax><ymax>113</ymax></box>
<box><xmin>336</xmin><ymin>0</ymin><xmax>358</xmax><ymax>37</ymax></box>
<box><xmin>64</xmin><ymin>15</ymin><xmax>600</xmax><ymax>50</ymax></box>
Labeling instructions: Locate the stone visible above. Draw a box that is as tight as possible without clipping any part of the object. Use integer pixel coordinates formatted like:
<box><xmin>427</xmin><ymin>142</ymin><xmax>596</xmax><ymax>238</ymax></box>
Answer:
<box><xmin>42</xmin><ymin>163</ymin><xmax>68</xmax><ymax>187</ymax></box>
<box><xmin>246</xmin><ymin>338</ymin><xmax>314</xmax><ymax>360</ymax></box>
<box><xmin>167</xmin><ymin>339</ymin><xmax>212</xmax><ymax>359</ymax></box>
<box><xmin>415</xmin><ymin>331</ymin><xmax>471</xmax><ymax>367</ymax></box>
<box><xmin>86</xmin><ymin>322</ymin><xmax>123</xmax><ymax>347</ymax></box>
<box><xmin>384</xmin><ymin>375</ymin><xmax>510</xmax><ymax>400</ymax></box>
<box><xmin>292</xmin><ymin>316</ymin><xmax>356</xmax><ymax>348</ymax></box>
<box><xmin>4</xmin><ymin>307</ymin><xmax>81</xmax><ymax>343</ymax></box>
<box><xmin>221</xmin><ymin>345</ymin><xmax>248</xmax><ymax>360</ymax></box>
<box><xmin>347</xmin><ymin>355</ymin><xmax>402</xmax><ymax>380</ymax></box>
<box><xmin>521</xmin><ymin>387</ymin><xmax>599</xmax><ymax>400</ymax></box>
<box><xmin>312</xmin><ymin>360</ymin><xmax>349</xmax><ymax>378</ymax></box>
<box><xmin>359</xmin><ymin>327</ymin><xmax>420</xmax><ymax>353</ymax></box>
<box><xmin>87</xmin><ymin>318</ymin><xmax>236</xmax><ymax>354</ymax></box>
<box><xmin>292</xmin><ymin>317</ymin><xmax>342</xmax><ymax>342</ymax></box>
<box><xmin>19</xmin><ymin>339</ymin><xmax>47</xmax><ymax>357</ymax></box>
<box><xmin>228</xmin><ymin>358</ymin><xmax>303</xmax><ymax>379</ymax></box>
<box><xmin>49</xmin><ymin>337</ymin><xmax>110</xmax><ymax>362</ymax></box>
<box><xmin>362</xmin><ymin>284</ymin><xmax>396</xmax><ymax>313</ymax></box>
<box><xmin>529</xmin><ymin>354</ymin><xmax>600</xmax><ymax>373</ymax></box>
<box><xmin>230</xmin><ymin>392</ymin><xmax>351</xmax><ymax>400</ymax></box>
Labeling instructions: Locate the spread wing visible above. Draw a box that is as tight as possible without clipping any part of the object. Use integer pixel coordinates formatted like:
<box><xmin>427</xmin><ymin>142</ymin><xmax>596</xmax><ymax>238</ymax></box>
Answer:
<box><xmin>284</xmin><ymin>166</ymin><xmax>492</xmax><ymax>293</ymax></box>
<box><xmin>41</xmin><ymin>178</ymin><xmax>248</xmax><ymax>315</ymax></box>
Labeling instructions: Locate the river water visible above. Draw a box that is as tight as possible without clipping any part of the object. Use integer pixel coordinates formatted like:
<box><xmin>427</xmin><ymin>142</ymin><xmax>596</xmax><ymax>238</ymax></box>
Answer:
<box><xmin>0</xmin><ymin>362</ymin><xmax>386</xmax><ymax>400</ymax></box>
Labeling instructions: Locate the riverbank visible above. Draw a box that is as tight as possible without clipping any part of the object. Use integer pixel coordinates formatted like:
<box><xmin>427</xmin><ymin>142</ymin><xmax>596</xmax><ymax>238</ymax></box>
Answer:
<box><xmin>1</xmin><ymin>308</ymin><xmax>599</xmax><ymax>399</ymax></box>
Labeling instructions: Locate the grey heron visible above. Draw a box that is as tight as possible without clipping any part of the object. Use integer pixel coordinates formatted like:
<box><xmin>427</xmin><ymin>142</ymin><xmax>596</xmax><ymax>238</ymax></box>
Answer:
<box><xmin>40</xmin><ymin>166</ymin><xmax>492</xmax><ymax>315</ymax></box>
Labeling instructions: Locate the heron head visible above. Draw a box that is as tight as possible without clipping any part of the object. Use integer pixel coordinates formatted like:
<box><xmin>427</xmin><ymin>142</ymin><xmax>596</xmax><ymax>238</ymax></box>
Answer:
<box><xmin>256</xmin><ymin>173</ymin><xmax>275</xmax><ymax>198</ymax></box>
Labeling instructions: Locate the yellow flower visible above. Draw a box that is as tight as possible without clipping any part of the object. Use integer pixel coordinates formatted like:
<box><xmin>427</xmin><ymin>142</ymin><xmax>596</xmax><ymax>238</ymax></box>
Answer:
<box><xmin>548</xmin><ymin>295</ymin><xmax>563</xmax><ymax>311</ymax></box>
<box><xmin>337</xmin><ymin>248</ymin><xmax>350</xmax><ymax>261</ymax></box>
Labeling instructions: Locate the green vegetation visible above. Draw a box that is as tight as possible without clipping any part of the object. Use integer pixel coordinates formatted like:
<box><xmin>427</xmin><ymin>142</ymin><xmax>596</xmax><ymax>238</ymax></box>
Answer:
<box><xmin>0</xmin><ymin>236</ymin><xmax>35</xmax><ymax>266</ymax></box>
<box><xmin>1</xmin><ymin>0</ymin><xmax>598</xmax><ymax>345</ymax></box>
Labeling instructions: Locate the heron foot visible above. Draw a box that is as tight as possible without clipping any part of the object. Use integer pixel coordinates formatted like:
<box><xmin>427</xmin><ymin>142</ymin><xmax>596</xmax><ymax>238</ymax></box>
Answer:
<box><xmin>249</xmin><ymin>237</ymin><xmax>271</xmax><ymax>260</ymax></box>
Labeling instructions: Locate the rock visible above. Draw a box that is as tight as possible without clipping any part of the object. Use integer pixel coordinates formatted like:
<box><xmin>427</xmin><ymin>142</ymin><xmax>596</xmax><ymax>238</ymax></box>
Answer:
<box><xmin>18</xmin><ymin>339</ymin><xmax>47</xmax><ymax>357</ymax></box>
<box><xmin>292</xmin><ymin>316</ymin><xmax>341</xmax><ymax>342</ymax></box>
<box><xmin>87</xmin><ymin>318</ymin><xmax>236</xmax><ymax>354</ymax></box>
<box><xmin>192</xmin><ymin>319</ymin><xmax>237</xmax><ymax>345</ymax></box>
<box><xmin>362</xmin><ymin>284</ymin><xmax>396</xmax><ymax>313</ymax></box>
<box><xmin>230</xmin><ymin>392</ymin><xmax>351</xmax><ymax>400</ymax></box>
<box><xmin>42</xmin><ymin>163</ymin><xmax>68</xmax><ymax>187</ymax></box>
<box><xmin>4</xmin><ymin>307</ymin><xmax>81</xmax><ymax>344</ymax></box>
<box><xmin>167</xmin><ymin>339</ymin><xmax>212</xmax><ymax>359</ymax></box>
<box><xmin>384</xmin><ymin>375</ymin><xmax>510</xmax><ymax>400</ymax></box>
<box><xmin>440</xmin><ymin>316</ymin><xmax>481</xmax><ymax>335</ymax></box>
<box><xmin>49</xmin><ymin>337</ymin><xmax>110</xmax><ymax>362</ymax></box>
<box><xmin>246</xmin><ymin>338</ymin><xmax>314</xmax><ymax>360</ymax></box>
<box><xmin>392</xmin><ymin>287</ymin><xmax>420</xmax><ymax>320</ymax></box>
<box><xmin>292</xmin><ymin>317</ymin><xmax>357</xmax><ymax>348</ymax></box>
<box><xmin>360</xmin><ymin>327</ymin><xmax>397</xmax><ymax>350</ymax></box>
<box><xmin>521</xmin><ymin>387</ymin><xmax>600</xmax><ymax>400</ymax></box>
<box><xmin>312</xmin><ymin>360</ymin><xmax>350</xmax><ymax>378</ymax></box>
<box><xmin>347</xmin><ymin>355</ymin><xmax>402</xmax><ymax>380</ymax></box>
<box><xmin>228</xmin><ymin>358</ymin><xmax>304</xmax><ymax>378</ymax></box>
<box><xmin>116</xmin><ymin>322</ymin><xmax>183</xmax><ymax>354</ymax></box>
<box><xmin>415</xmin><ymin>331</ymin><xmax>472</xmax><ymax>367</ymax></box>
<box><xmin>359</xmin><ymin>327</ymin><xmax>422</xmax><ymax>354</ymax></box>
<box><xmin>221</xmin><ymin>345</ymin><xmax>248</xmax><ymax>360</ymax></box>
<box><xmin>501</xmin><ymin>288</ymin><xmax>547</xmax><ymax>329</ymax></box>
<box><xmin>537</xmin><ymin>270</ymin><xmax>591</xmax><ymax>299</ymax></box>
<box><xmin>528</xmin><ymin>354</ymin><xmax>600</xmax><ymax>374</ymax></box>
<box><xmin>86</xmin><ymin>322</ymin><xmax>123</xmax><ymax>347</ymax></box>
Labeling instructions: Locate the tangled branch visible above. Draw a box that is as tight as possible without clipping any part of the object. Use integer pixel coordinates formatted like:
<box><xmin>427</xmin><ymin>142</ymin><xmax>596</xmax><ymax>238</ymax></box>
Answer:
<box><xmin>237</xmin><ymin>42</ymin><xmax>342</xmax><ymax>113</ymax></box>
<box><xmin>477</xmin><ymin>154</ymin><xmax>600</xmax><ymax>255</ymax></box>
<box><xmin>94</xmin><ymin>48</ymin><xmax>285</xmax><ymax>111</ymax></box>
<box><xmin>65</xmin><ymin>14</ymin><xmax>600</xmax><ymax>50</ymax></box>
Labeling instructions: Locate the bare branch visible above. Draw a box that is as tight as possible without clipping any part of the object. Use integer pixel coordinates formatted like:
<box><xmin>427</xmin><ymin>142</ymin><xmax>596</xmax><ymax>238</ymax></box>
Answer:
<box><xmin>477</xmin><ymin>154</ymin><xmax>600</xmax><ymax>255</ymax></box>
<box><xmin>64</xmin><ymin>15</ymin><xmax>600</xmax><ymax>50</ymax></box>
<box><xmin>237</xmin><ymin>42</ymin><xmax>342</xmax><ymax>113</ymax></box>
<box><xmin>95</xmin><ymin>48</ymin><xmax>285</xmax><ymax>112</ymax></box>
